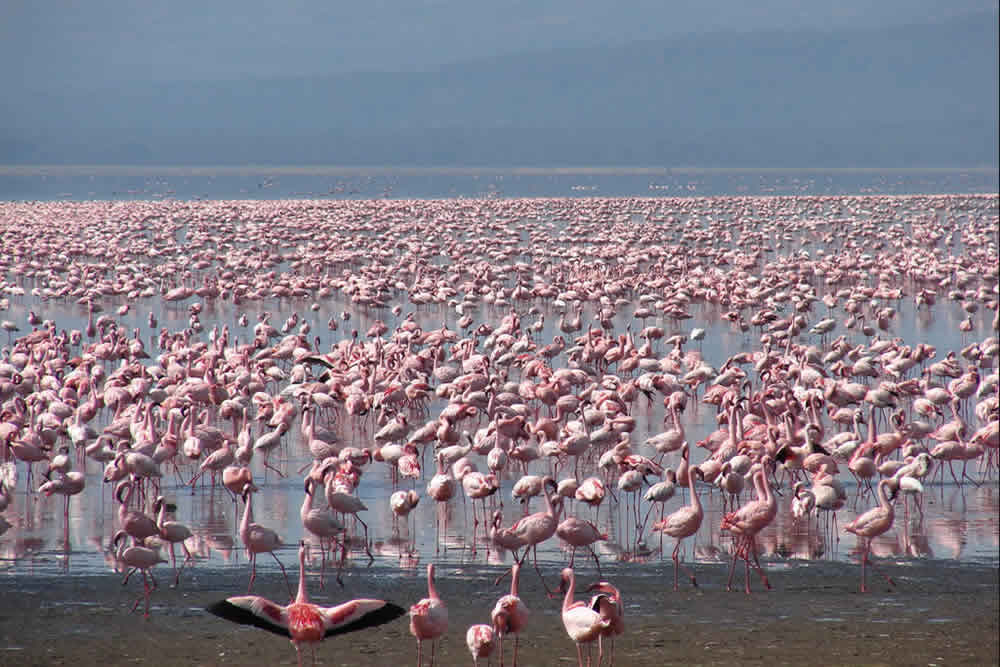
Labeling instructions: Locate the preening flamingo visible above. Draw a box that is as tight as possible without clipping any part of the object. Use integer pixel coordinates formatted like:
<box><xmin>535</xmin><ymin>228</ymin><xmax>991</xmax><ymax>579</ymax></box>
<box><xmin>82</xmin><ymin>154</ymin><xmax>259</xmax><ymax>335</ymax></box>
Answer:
<box><xmin>586</xmin><ymin>581</ymin><xmax>624</xmax><ymax>667</ymax></box>
<box><xmin>558</xmin><ymin>567</ymin><xmax>610</xmax><ymax>667</ymax></box>
<box><xmin>466</xmin><ymin>623</ymin><xmax>498</xmax><ymax>667</ymax></box>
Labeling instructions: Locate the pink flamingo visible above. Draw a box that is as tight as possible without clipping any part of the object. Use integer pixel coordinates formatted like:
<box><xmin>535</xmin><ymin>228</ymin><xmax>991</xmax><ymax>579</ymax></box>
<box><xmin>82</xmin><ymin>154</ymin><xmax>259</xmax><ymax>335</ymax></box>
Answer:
<box><xmin>240</xmin><ymin>482</ymin><xmax>293</xmax><ymax>597</ymax></box>
<box><xmin>574</xmin><ymin>476</ymin><xmax>607</xmax><ymax>523</ymax></box>
<box><xmin>153</xmin><ymin>495</ymin><xmax>194</xmax><ymax>586</ymax></box>
<box><xmin>426</xmin><ymin>451</ymin><xmax>456</xmax><ymax>552</ymax></box>
<box><xmin>113</xmin><ymin>530</ymin><xmax>166</xmax><ymax>618</ymax></box>
<box><xmin>720</xmin><ymin>466</ymin><xmax>776</xmax><ymax>594</ymax></box>
<box><xmin>38</xmin><ymin>470</ymin><xmax>85</xmax><ymax>523</ymax></box>
<box><xmin>556</xmin><ymin>516</ymin><xmax>608</xmax><ymax>575</ymax></box>
<box><xmin>652</xmin><ymin>465</ymin><xmax>703</xmax><ymax>590</ymax></box>
<box><xmin>559</xmin><ymin>567</ymin><xmax>610</xmax><ymax>667</ymax></box>
<box><xmin>207</xmin><ymin>542</ymin><xmax>404</xmax><ymax>667</ymax></box>
<box><xmin>410</xmin><ymin>562</ymin><xmax>448</xmax><ymax>666</ymax></box>
<box><xmin>466</xmin><ymin>624</ymin><xmax>498</xmax><ymax>667</ymax></box>
<box><xmin>502</xmin><ymin>477</ymin><xmax>561</xmax><ymax>591</ymax></box>
<box><xmin>844</xmin><ymin>478</ymin><xmax>897</xmax><ymax>593</ymax></box>
<box><xmin>301</xmin><ymin>478</ymin><xmax>345</xmax><ymax>587</ymax></box>
<box><xmin>492</xmin><ymin>561</ymin><xmax>529</xmax><ymax>667</ymax></box>
<box><xmin>115</xmin><ymin>479</ymin><xmax>158</xmax><ymax>543</ymax></box>
<box><xmin>586</xmin><ymin>581</ymin><xmax>624</xmax><ymax>667</ymax></box>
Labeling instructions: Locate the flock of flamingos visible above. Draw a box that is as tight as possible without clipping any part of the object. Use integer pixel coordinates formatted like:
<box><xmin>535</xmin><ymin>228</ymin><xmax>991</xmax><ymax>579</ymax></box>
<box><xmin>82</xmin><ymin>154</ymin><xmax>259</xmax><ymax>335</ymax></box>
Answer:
<box><xmin>0</xmin><ymin>192</ymin><xmax>998</xmax><ymax>666</ymax></box>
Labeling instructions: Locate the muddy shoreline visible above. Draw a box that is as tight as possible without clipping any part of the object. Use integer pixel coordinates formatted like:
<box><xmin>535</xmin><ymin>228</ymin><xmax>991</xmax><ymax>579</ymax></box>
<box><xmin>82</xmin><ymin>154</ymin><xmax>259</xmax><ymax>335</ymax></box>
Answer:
<box><xmin>1</xmin><ymin>558</ymin><xmax>996</xmax><ymax>666</ymax></box>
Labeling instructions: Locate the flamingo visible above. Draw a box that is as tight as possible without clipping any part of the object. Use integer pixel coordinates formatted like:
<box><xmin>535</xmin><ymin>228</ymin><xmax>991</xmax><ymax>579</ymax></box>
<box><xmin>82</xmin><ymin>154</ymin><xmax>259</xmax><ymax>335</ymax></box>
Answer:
<box><xmin>115</xmin><ymin>479</ymin><xmax>158</xmax><ymax>543</ymax></box>
<box><xmin>492</xmin><ymin>561</ymin><xmax>529</xmax><ymax>667</ymax></box>
<box><xmin>558</xmin><ymin>568</ymin><xmax>610</xmax><ymax>667</ymax></box>
<box><xmin>427</xmin><ymin>450</ymin><xmax>457</xmax><ymax>551</ymax></box>
<box><xmin>466</xmin><ymin>624</ymin><xmax>498</xmax><ymax>667</ymax></box>
<box><xmin>301</xmin><ymin>477</ymin><xmax>345</xmax><ymax>587</ymax></box>
<box><xmin>503</xmin><ymin>477</ymin><xmax>561</xmax><ymax>591</ymax></box>
<box><xmin>113</xmin><ymin>530</ymin><xmax>166</xmax><ymax>618</ymax></box>
<box><xmin>556</xmin><ymin>516</ymin><xmax>608</xmax><ymax>575</ymax></box>
<box><xmin>586</xmin><ymin>581</ymin><xmax>624</xmax><ymax>667</ymax></box>
<box><xmin>410</xmin><ymin>562</ymin><xmax>448</xmax><ymax>666</ymax></box>
<box><xmin>207</xmin><ymin>542</ymin><xmax>405</xmax><ymax>667</ymax></box>
<box><xmin>240</xmin><ymin>482</ymin><xmax>292</xmax><ymax>597</ymax></box>
<box><xmin>844</xmin><ymin>478</ymin><xmax>897</xmax><ymax>593</ymax></box>
<box><xmin>152</xmin><ymin>495</ymin><xmax>194</xmax><ymax>586</ymax></box>
<box><xmin>651</xmin><ymin>465</ymin><xmax>704</xmax><ymax>590</ymax></box>
<box><xmin>321</xmin><ymin>462</ymin><xmax>374</xmax><ymax>563</ymax></box>
<box><xmin>37</xmin><ymin>469</ymin><xmax>85</xmax><ymax>523</ymax></box>
<box><xmin>720</xmin><ymin>466</ymin><xmax>776</xmax><ymax>594</ymax></box>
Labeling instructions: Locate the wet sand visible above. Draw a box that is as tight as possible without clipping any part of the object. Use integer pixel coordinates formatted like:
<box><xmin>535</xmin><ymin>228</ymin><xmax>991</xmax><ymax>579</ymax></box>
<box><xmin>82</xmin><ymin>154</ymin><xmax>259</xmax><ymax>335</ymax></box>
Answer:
<box><xmin>2</xmin><ymin>558</ymin><xmax>996</xmax><ymax>666</ymax></box>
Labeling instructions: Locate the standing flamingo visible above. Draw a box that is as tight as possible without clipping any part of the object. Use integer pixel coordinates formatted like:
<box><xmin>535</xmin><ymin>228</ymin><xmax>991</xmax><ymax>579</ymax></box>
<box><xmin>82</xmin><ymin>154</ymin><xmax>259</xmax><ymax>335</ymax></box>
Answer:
<box><xmin>301</xmin><ymin>477</ymin><xmax>345</xmax><ymax>587</ymax></box>
<box><xmin>410</xmin><ymin>562</ymin><xmax>448</xmax><ymax>666</ymax></box>
<box><xmin>652</xmin><ymin>465</ymin><xmax>704</xmax><ymax>590</ymax></box>
<box><xmin>113</xmin><ymin>530</ymin><xmax>166</xmax><ymax>618</ymax></box>
<box><xmin>240</xmin><ymin>482</ymin><xmax>292</xmax><ymax>597</ymax></box>
<box><xmin>503</xmin><ymin>477</ymin><xmax>561</xmax><ymax>591</ymax></box>
<box><xmin>556</xmin><ymin>516</ymin><xmax>608</xmax><ymax>575</ymax></box>
<box><xmin>152</xmin><ymin>495</ymin><xmax>194</xmax><ymax>586</ymax></box>
<box><xmin>720</xmin><ymin>466</ymin><xmax>776</xmax><ymax>594</ymax></box>
<box><xmin>844</xmin><ymin>478</ymin><xmax>897</xmax><ymax>593</ymax></box>
<box><xmin>466</xmin><ymin>623</ymin><xmax>498</xmax><ymax>667</ymax></box>
<box><xmin>207</xmin><ymin>542</ymin><xmax>405</xmax><ymax>667</ymax></box>
<box><xmin>492</xmin><ymin>561</ymin><xmax>529</xmax><ymax>667</ymax></box>
<box><xmin>558</xmin><ymin>568</ymin><xmax>610</xmax><ymax>667</ymax></box>
<box><xmin>586</xmin><ymin>581</ymin><xmax>624</xmax><ymax>667</ymax></box>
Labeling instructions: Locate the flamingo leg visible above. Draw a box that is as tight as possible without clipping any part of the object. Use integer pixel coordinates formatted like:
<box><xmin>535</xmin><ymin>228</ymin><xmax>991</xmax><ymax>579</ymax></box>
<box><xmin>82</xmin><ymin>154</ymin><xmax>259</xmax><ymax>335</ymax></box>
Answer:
<box><xmin>248</xmin><ymin>552</ymin><xmax>257</xmax><ymax>592</ymax></box>
<box><xmin>861</xmin><ymin>543</ymin><xmax>895</xmax><ymax>590</ymax></box>
<box><xmin>588</xmin><ymin>545</ymin><xmax>603</xmax><ymax>578</ymax></box>
<box><xmin>748</xmin><ymin>538</ymin><xmax>771</xmax><ymax>590</ymax></box>
<box><xmin>269</xmin><ymin>550</ymin><xmax>293</xmax><ymax>599</ymax></box>
<box><xmin>859</xmin><ymin>539</ymin><xmax>869</xmax><ymax>593</ymax></box>
<box><xmin>168</xmin><ymin>543</ymin><xmax>179</xmax><ymax>587</ymax></box>
<box><xmin>726</xmin><ymin>538</ymin><xmax>741</xmax><ymax>592</ymax></box>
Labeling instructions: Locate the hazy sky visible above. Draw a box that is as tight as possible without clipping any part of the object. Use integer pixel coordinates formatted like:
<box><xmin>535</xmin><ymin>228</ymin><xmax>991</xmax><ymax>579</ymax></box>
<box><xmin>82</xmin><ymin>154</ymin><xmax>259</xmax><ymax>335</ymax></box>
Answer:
<box><xmin>4</xmin><ymin>0</ymin><xmax>995</xmax><ymax>88</ymax></box>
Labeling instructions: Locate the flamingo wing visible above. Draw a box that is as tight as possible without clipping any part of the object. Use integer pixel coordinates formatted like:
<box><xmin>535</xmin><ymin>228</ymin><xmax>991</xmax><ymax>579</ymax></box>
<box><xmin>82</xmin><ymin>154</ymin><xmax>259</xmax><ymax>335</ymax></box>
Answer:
<box><xmin>207</xmin><ymin>596</ymin><xmax>291</xmax><ymax>637</ymax></box>
<box><xmin>320</xmin><ymin>599</ymin><xmax>406</xmax><ymax>638</ymax></box>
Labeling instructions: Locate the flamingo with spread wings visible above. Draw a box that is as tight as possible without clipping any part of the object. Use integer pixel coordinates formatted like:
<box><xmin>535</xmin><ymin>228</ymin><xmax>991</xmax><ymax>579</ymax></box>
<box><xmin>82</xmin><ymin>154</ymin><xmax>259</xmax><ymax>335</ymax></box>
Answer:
<box><xmin>207</xmin><ymin>542</ymin><xmax>404</xmax><ymax>667</ymax></box>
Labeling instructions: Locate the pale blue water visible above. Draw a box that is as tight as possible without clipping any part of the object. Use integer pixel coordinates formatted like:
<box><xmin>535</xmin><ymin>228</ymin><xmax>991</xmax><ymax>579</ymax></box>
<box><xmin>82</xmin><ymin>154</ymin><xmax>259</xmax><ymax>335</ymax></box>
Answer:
<box><xmin>0</xmin><ymin>165</ymin><xmax>996</xmax><ymax>202</ymax></box>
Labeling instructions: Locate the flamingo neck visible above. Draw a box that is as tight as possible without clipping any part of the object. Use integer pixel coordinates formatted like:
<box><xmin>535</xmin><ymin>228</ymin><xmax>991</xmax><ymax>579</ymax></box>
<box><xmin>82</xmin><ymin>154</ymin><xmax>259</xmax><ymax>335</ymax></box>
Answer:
<box><xmin>242</xmin><ymin>490</ymin><xmax>253</xmax><ymax>530</ymax></box>
<box><xmin>562</xmin><ymin>571</ymin><xmax>576</xmax><ymax>611</ymax></box>
<box><xmin>296</xmin><ymin>547</ymin><xmax>309</xmax><ymax>604</ymax></box>
<box><xmin>867</xmin><ymin>405</ymin><xmax>878</xmax><ymax>444</ymax></box>
<box><xmin>426</xmin><ymin>564</ymin><xmax>440</xmax><ymax>600</ymax></box>
<box><xmin>878</xmin><ymin>481</ymin><xmax>894</xmax><ymax>513</ymax></box>
<box><xmin>687</xmin><ymin>467</ymin><xmax>701</xmax><ymax>511</ymax></box>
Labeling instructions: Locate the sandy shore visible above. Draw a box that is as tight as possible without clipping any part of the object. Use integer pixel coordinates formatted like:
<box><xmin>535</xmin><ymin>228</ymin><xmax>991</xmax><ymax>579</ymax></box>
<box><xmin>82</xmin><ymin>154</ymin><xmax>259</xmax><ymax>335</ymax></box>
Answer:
<box><xmin>1</xmin><ymin>557</ymin><xmax>996</xmax><ymax>666</ymax></box>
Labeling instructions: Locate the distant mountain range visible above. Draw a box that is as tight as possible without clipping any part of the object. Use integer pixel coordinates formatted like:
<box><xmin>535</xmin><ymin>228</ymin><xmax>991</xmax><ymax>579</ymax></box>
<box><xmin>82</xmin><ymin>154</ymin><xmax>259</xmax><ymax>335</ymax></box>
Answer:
<box><xmin>3</xmin><ymin>11</ymin><xmax>997</xmax><ymax>167</ymax></box>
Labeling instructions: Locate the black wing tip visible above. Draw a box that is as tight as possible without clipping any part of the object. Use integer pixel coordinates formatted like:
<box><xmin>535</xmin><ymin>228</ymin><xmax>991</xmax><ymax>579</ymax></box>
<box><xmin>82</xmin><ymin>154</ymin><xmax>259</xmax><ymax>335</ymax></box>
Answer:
<box><xmin>206</xmin><ymin>599</ymin><xmax>291</xmax><ymax>638</ymax></box>
<box><xmin>324</xmin><ymin>602</ymin><xmax>407</xmax><ymax>639</ymax></box>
